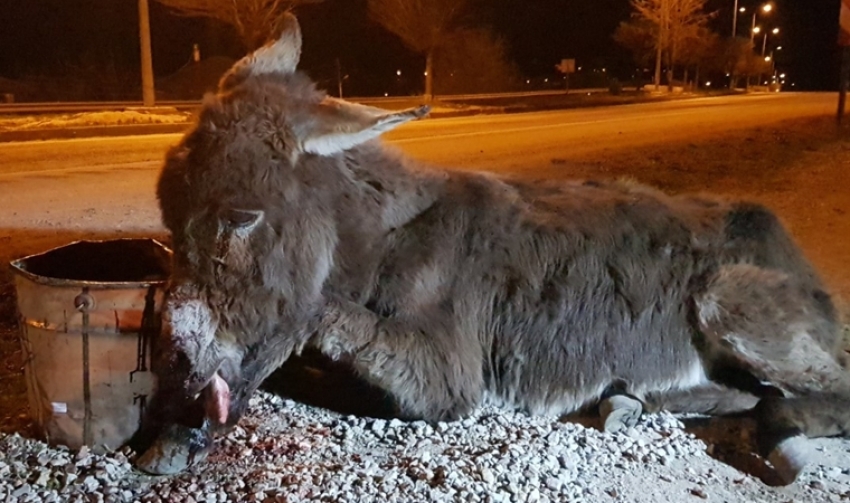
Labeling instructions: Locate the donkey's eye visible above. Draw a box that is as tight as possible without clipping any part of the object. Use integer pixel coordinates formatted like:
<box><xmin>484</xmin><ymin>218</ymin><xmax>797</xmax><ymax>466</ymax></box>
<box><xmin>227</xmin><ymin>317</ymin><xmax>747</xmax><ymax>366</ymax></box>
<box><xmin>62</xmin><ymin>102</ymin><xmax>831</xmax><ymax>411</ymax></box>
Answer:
<box><xmin>223</xmin><ymin>208</ymin><xmax>264</xmax><ymax>229</ymax></box>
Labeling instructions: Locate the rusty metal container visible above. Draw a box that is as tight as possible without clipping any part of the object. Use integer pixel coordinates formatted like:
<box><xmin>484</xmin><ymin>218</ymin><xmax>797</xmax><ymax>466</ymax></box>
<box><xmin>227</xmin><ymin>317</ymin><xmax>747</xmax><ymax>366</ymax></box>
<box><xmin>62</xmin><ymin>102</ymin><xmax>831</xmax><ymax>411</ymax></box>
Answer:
<box><xmin>10</xmin><ymin>238</ymin><xmax>171</xmax><ymax>453</ymax></box>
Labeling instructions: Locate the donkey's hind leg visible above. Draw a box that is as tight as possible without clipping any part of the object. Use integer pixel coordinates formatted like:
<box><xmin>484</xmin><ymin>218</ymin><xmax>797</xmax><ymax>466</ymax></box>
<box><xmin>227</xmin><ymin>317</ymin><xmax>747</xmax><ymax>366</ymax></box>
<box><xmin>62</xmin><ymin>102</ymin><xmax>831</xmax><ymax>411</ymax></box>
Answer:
<box><xmin>598</xmin><ymin>395</ymin><xmax>643</xmax><ymax>433</ymax></box>
<box><xmin>644</xmin><ymin>382</ymin><xmax>760</xmax><ymax>416</ymax></box>
<box><xmin>695</xmin><ymin>263</ymin><xmax>849</xmax><ymax>484</ymax></box>
<box><xmin>754</xmin><ymin>393</ymin><xmax>850</xmax><ymax>484</ymax></box>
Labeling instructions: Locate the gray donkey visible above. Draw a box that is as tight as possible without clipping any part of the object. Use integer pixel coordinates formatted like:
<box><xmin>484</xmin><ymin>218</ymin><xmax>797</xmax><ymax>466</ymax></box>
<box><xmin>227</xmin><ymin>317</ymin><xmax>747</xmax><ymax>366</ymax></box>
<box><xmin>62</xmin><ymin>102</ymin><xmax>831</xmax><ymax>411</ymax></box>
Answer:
<box><xmin>135</xmin><ymin>14</ymin><xmax>850</xmax><ymax>485</ymax></box>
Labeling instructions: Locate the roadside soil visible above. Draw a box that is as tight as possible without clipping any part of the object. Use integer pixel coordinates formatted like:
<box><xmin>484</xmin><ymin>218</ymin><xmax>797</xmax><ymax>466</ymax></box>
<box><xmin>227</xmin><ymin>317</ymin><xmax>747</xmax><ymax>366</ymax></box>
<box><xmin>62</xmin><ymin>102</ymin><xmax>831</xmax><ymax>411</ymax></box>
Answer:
<box><xmin>0</xmin><ymin>113</ymin><xmax>848</xmax><ymax>497</ymax></box>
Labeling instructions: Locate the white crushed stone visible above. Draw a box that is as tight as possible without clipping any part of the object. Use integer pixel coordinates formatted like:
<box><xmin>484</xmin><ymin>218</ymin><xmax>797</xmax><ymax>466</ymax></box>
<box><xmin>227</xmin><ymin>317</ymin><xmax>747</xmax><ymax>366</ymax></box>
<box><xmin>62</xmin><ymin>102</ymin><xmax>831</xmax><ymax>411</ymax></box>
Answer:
<box><xmin>1</xmin><ymin>391</ymin><xmax>849</xmax><ymax>502</ymax></box>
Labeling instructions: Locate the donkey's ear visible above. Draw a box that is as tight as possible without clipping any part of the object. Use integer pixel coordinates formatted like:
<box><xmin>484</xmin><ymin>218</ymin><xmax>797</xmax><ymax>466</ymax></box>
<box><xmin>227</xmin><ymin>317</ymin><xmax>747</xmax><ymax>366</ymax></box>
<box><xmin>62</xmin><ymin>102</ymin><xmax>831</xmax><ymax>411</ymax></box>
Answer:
<box><xmin>219</xmin><ymin>12</ymin><xmax>302</xmax><ymax>91</ymax></box>
<box><xmin>300</xmin><ymin>98</ymin><xmax>430</xmax><ymax>156</ymax></box>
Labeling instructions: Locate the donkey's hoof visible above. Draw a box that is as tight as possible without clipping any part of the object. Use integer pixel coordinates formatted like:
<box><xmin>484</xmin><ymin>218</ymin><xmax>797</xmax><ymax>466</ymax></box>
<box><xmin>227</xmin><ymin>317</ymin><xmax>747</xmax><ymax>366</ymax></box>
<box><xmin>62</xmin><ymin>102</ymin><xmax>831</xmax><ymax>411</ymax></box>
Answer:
<box><xmin>767</xmin><ymin>435</ymin><xmax>811</xmax><ymax>485</ymax></box>
<box><xmin>600</xmin><ymin>395</ymin><xmax>643</xmax><ymax>433</ymax></box>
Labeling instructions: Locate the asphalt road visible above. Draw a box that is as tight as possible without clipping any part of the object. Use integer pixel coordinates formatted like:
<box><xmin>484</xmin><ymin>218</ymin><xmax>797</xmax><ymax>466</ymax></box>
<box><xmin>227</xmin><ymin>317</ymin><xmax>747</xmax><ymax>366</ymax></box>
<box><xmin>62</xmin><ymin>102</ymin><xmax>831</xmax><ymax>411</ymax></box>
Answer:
<box><xmin>0</xmin><ymin>92</ymin><xmax>836</xmax><ymax>237</ymax></box>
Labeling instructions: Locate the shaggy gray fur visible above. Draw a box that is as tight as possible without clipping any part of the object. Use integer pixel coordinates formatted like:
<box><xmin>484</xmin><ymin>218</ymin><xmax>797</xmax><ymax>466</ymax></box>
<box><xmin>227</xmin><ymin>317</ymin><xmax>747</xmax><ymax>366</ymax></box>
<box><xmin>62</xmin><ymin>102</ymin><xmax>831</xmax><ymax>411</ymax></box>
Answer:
<box><xmin>139</xmin><ymin>14</ymin><xmax>850</xmax><ymax>484</ymax></box>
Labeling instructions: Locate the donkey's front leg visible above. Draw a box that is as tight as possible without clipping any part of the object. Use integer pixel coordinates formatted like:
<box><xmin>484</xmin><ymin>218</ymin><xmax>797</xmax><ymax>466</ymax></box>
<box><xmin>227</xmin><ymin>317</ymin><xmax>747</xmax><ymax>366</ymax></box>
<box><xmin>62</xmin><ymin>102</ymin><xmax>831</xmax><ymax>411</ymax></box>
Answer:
<box><xmin>311</xmin><ymin>297</ymin><xmax>378</xmax><ymax>361</ymax></box>
<box><xmin>311</xmin><ymin>297</ymin><xmax>484</xmax><ymax>422</ymax></box>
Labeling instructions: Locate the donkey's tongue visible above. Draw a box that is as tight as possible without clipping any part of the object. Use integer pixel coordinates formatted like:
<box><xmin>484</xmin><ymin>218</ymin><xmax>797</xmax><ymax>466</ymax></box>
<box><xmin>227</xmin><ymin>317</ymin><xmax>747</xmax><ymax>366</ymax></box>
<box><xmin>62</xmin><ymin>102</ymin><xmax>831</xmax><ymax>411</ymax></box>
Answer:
<box><xmin>203</xmin><ymin>373</ymin><xmax>231</xmax><ymax>425</ymax></box>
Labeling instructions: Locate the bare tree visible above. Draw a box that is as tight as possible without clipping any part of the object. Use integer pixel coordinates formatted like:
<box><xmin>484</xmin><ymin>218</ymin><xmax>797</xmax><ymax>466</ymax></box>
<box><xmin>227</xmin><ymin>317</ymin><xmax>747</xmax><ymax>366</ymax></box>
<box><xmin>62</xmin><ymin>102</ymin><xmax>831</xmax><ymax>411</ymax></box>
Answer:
<box><xmin>154</xmin><ymin>0</ymin><xmax>322</xmax><ymax>51</ymax></box>
<box><xmin>677</xmin><ymin>26</ymin><xmax>718</xmax><ymax>88</ymax></box>
<box><xmin>720</xmin><ymin>37</ymin><xmax>755</xmax><ymax>89</ymax></box>
<box><xmin>614</xmin><ymin>19</ymin><xmax>658</xmax><ymax>68</ymax></box>
<box><xmin>629</xmin><ymin>0</ymin><xmax>712</xmax><ymax>90</ymax></box>
<box><xmin>434</xmin><ymin>28</ymin><xmax>520</xmax><ymax>95</ymax></box>
<box><xmin>368</xmin><ymin>0</ymin><xmax>469</xmax><ymax>101</ymax></box>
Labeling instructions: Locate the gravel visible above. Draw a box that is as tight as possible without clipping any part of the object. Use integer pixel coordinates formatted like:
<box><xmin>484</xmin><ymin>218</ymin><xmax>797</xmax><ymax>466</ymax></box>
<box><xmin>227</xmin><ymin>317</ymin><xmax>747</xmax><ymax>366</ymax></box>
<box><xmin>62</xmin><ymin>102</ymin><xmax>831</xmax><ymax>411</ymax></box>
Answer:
<box><xmin>1</xmin><ymin>391</ymin><xmax>850</xmax><ymax>502</ymax></box>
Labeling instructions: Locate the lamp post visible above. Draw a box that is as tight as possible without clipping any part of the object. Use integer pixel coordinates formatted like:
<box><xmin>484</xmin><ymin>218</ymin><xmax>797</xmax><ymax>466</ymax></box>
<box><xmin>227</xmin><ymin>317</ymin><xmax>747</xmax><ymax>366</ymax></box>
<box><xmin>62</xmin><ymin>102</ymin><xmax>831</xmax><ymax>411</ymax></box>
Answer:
<box><xmin>138</xmin><ymin>0</ymin><xmax>155</xmax><ymax>107</ymax></box>
<box><xmin>751</xmin><ymin>3</ymin><xmax>773</xmax><ymax>44</ymax></box>
<box><xmin>762</xmin><ymin>27</ymin><xmax>779</xmax><ymax>57</ymax></box>
<box><xmin>746</xmin><ymin>3</ymin><xmax>773</xmax><ymax>88</ymax></box>
<box><xmin>730</xmin><ymin>5</ymin><xmax>749</xmax><ymax>88</ymax></box>
<box><xmin>733</xmin><ymin>4</ymin><xmax>749</xmax><ymax>37</ymax></box>
<box><xmin>733</xmin><ymin>1</ymin><xmax>740</xmax><ymax>36</ymax></box>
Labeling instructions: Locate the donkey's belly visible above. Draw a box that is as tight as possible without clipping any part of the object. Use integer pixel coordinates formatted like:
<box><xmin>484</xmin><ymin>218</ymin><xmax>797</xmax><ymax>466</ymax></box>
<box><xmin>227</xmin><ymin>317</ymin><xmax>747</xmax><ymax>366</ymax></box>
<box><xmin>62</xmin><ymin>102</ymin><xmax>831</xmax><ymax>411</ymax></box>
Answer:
<box><xmin>485</xmin><ymin>341</ymin><xmax>709</xmax><ymax>417</ymax></box>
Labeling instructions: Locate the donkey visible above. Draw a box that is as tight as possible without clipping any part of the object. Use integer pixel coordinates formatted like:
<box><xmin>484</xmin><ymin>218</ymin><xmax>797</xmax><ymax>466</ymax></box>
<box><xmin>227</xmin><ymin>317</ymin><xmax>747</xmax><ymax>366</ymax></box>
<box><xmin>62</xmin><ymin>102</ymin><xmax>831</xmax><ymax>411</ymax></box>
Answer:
<box><xmin>135</xmin><ymin>14</ymin><xmax>850</xmax><ymax>484</ymax></box>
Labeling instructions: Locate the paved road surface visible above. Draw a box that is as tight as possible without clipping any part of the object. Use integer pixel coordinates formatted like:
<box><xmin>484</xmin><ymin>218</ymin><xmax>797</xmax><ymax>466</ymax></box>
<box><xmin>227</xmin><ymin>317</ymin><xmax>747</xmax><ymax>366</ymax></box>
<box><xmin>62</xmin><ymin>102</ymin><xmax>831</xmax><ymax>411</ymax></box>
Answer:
<box><xmin>0</xmin><ymin>92</ymin><xmax>836</xmax><ymax>237</ymax></box>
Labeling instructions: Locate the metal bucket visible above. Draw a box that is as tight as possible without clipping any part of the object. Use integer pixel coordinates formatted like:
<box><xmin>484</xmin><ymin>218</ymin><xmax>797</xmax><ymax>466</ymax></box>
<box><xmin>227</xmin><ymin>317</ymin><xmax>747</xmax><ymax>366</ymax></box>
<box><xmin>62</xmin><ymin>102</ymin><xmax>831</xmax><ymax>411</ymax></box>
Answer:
<box><xmin>10</xmin><ymin>238</ymin><xmax>171</xmax><ymax>453</ymax></box>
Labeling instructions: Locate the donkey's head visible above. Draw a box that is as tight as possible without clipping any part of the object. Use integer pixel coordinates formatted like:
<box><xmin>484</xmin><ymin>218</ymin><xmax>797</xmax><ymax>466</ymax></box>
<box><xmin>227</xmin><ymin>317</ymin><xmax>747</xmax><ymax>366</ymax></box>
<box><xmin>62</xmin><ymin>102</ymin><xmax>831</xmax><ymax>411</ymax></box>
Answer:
<box><xmin>153</xmin><ymin>13</ymin><xmax>429</xmax><ymax>436</ymax></box>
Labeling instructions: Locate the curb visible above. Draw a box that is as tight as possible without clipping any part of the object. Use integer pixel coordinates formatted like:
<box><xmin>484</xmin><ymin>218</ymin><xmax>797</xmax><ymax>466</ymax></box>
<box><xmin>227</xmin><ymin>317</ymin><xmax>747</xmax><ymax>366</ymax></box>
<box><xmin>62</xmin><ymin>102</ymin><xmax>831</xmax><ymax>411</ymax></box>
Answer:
<box><xmin>0</xmin><ymin>111</ymin><xmax>488</xmax><ymax>143</ymax></box>
<box><xmin>0</xmin><ymin>123</ymin><xmax>193</xmax><ymax>143</ymax></box>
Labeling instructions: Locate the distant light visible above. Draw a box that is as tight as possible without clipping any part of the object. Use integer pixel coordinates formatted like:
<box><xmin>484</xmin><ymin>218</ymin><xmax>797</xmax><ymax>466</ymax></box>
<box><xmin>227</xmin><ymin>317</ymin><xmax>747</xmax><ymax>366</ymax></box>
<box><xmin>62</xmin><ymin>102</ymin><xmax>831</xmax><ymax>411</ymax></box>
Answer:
<box><xmin>739</xmin><ymin>7</ymin><xmax>746</xmax><ymax>12</ymax></box>
<box><xmin>396</xmin><ymin>70</ymin><xmax>401</xmax><ymax>76</ymax></box>
<box><xmin>602</xmin><ymin>68</ymin><xmax>607</xmax><ymax>72</ymax></box>
<box><xmin>706</xmin><ymin>81</ymin><xmax>712</xmax><ymax>87</ymax></box>
<box><xmin>765</xmin><ymin>56</ymin><xmax>771</xmax><ymax>62</ymax></box>
<box><xmin>384</xmin><ymin>92</ymin><xmax>389</xmax><ymax>96</ymax></box>
<box><xmin>587</xmin><ymin>92</ymin><xmax>591</xmax><ymax>95</ymax></box>
<box><xmin>725</xmin><ymin>73</ymin><xmax>730</xmax><ymax>77</ymax></box>
<box><xmin>781</xmin><ymin>80</ymin><xmax>786</xmax><ymax>84</ymax></box>
<box><xmin>779</xmin><ymin>73</ymin><xmax>786</xmax><ymax>78</ymax></box>
<box><xmin>424</xmin><ymin>71</ymin><xmax>428</xmax><ymax>76</ymax></box>
<box><xmin>544</xmin><ymin>78</ymin><xmax>549</xmax><ymax>82</ymax></box>
<box><xmin>753</xmin><ymin>26</ymin><xmax>761</xmax><ymax>34</ymax></box>
<box><xmin>772</xmin><ymin>28</ymin><xmax>780</xmax><ymax>34</ymax></box>
<box><xmin>791</xmin><ymin>83</ymin><xmax>795</xmax><ymax>86</ymax></box>
<box><xmin>762</xmin><ymin>4</ymin><xmax>773</xmax><ymax>13</ymax></box>
<box><xmin>578</xmin><ymin>66</ymin><xmax>582</xmax><ymax>71</ymax></box>
<box><xmin>776</xmin><ymin>46</ymin><xmax>783</xmax><ymax>50</ymax></box>
<box><xmin>526</xmin><ymin>79</ymin><xmax>531</xmax><ymax>84</ymax></box>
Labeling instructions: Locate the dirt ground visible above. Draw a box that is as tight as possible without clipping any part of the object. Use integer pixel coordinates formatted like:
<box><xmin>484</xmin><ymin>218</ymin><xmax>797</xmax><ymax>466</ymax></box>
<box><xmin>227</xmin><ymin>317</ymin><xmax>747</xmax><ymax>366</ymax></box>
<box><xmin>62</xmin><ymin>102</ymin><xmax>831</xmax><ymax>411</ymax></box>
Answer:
<box><xmin>0</xmin><ymin>113</ymin><xmax>848</xmax><ymax>486</ymax></box>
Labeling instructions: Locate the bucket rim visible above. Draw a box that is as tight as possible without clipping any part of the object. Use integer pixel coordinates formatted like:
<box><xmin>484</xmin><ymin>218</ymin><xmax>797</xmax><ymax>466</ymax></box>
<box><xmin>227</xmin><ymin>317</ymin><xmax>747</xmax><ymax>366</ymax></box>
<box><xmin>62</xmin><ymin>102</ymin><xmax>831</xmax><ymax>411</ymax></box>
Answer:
<box><xmin>9</xmin><ymin>237</ymin><xmax>173</xmax><ymax>289</ymax></box>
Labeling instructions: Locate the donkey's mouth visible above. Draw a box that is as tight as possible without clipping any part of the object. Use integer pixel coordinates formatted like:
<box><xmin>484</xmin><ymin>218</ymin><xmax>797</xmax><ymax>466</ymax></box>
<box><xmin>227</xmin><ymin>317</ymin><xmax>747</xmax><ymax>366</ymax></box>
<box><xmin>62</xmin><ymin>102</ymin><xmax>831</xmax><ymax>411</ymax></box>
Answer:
<box><xmin>135</xmin><ymin>372</ymin><xmax>229</xmax><ymax>475</ymax></box>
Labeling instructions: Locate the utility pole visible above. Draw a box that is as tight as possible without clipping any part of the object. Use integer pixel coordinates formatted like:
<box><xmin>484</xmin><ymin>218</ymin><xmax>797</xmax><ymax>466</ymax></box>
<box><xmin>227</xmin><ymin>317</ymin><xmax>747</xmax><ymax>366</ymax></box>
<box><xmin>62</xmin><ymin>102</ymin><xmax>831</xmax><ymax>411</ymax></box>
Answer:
<box><xmin>732</xmin><ymin>0</ymin><xmax>739</xmax><ymax>37</ymax></box>
<box><xmin>840</xmin><ymin>47</ymin><xmax>850</xmax><ymax>124</ymax></box>
<box><xmin>138</xmin><ymin>0</ymin><xmax>155</xmax><ymax>107</ymax></box>
<box><xmin>730</xmin><ymin>1</ymin><xmax>740</xmax><ymax>89</ymax></box>
<box><xmin>839</xmin><ymin>0</ymin><xmax>850</xmax><ymax>123</ymax></box>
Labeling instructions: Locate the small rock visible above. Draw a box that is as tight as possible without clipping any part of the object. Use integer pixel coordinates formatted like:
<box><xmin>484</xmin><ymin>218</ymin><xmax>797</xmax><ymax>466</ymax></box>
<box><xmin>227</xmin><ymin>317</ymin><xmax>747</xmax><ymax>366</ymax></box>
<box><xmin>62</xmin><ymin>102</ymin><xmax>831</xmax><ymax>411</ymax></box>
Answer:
<box><xmin>33</xmin><ymin>468</ymin><xmax>51</xmax><ymax>486</ymax></box>
<box><xmin>82</xmin><ymin>475</ymin><xmax>100</xmax><ymax>491</ymax></box>
<box><xmin>480</xmin><ymin>467</ymin><xmax>496</xmax><ymax>484</ymax></box>
<box><xmin>689</xmin><ymin>488</ymin><xmax>708</xmax><ymax>499</ymax></box>
<box><xmin>75</xmin><ymin>445</ymin><xmax>90</xmax><ymax>462</ymax></box>
<box><xmin>371</xmin><ymin>420</ymin><xmax>387</xmax><ymax>435</ymax></box>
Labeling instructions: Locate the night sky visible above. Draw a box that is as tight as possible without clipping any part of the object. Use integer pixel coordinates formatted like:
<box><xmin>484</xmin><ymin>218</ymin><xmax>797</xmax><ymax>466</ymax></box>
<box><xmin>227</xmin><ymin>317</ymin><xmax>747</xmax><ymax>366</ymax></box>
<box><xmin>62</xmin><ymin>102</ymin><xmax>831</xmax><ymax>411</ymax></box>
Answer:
<box><xmin>0</xmin><ymin>0</ymin><xmax>842</xmax><ymax>97</ymax></box>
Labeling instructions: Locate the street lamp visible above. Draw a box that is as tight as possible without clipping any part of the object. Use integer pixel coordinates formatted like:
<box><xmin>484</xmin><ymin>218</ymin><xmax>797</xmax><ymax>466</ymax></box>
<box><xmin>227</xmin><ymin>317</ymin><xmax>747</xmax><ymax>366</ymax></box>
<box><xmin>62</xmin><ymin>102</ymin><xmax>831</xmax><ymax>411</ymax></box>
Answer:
<box><xmin>763</xmin><ymin>27</ymin><xmax>779</xmax><ymax>56</ymax></box>
<box><xmin>751</xmin><ymin>3</ymin><xmax>774</xmax><ymax>44</ymax></box>
<box><xmin>733</xmin><ymin>3</ymin><xmax>753</xmax><ymax>37</ymax></box>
